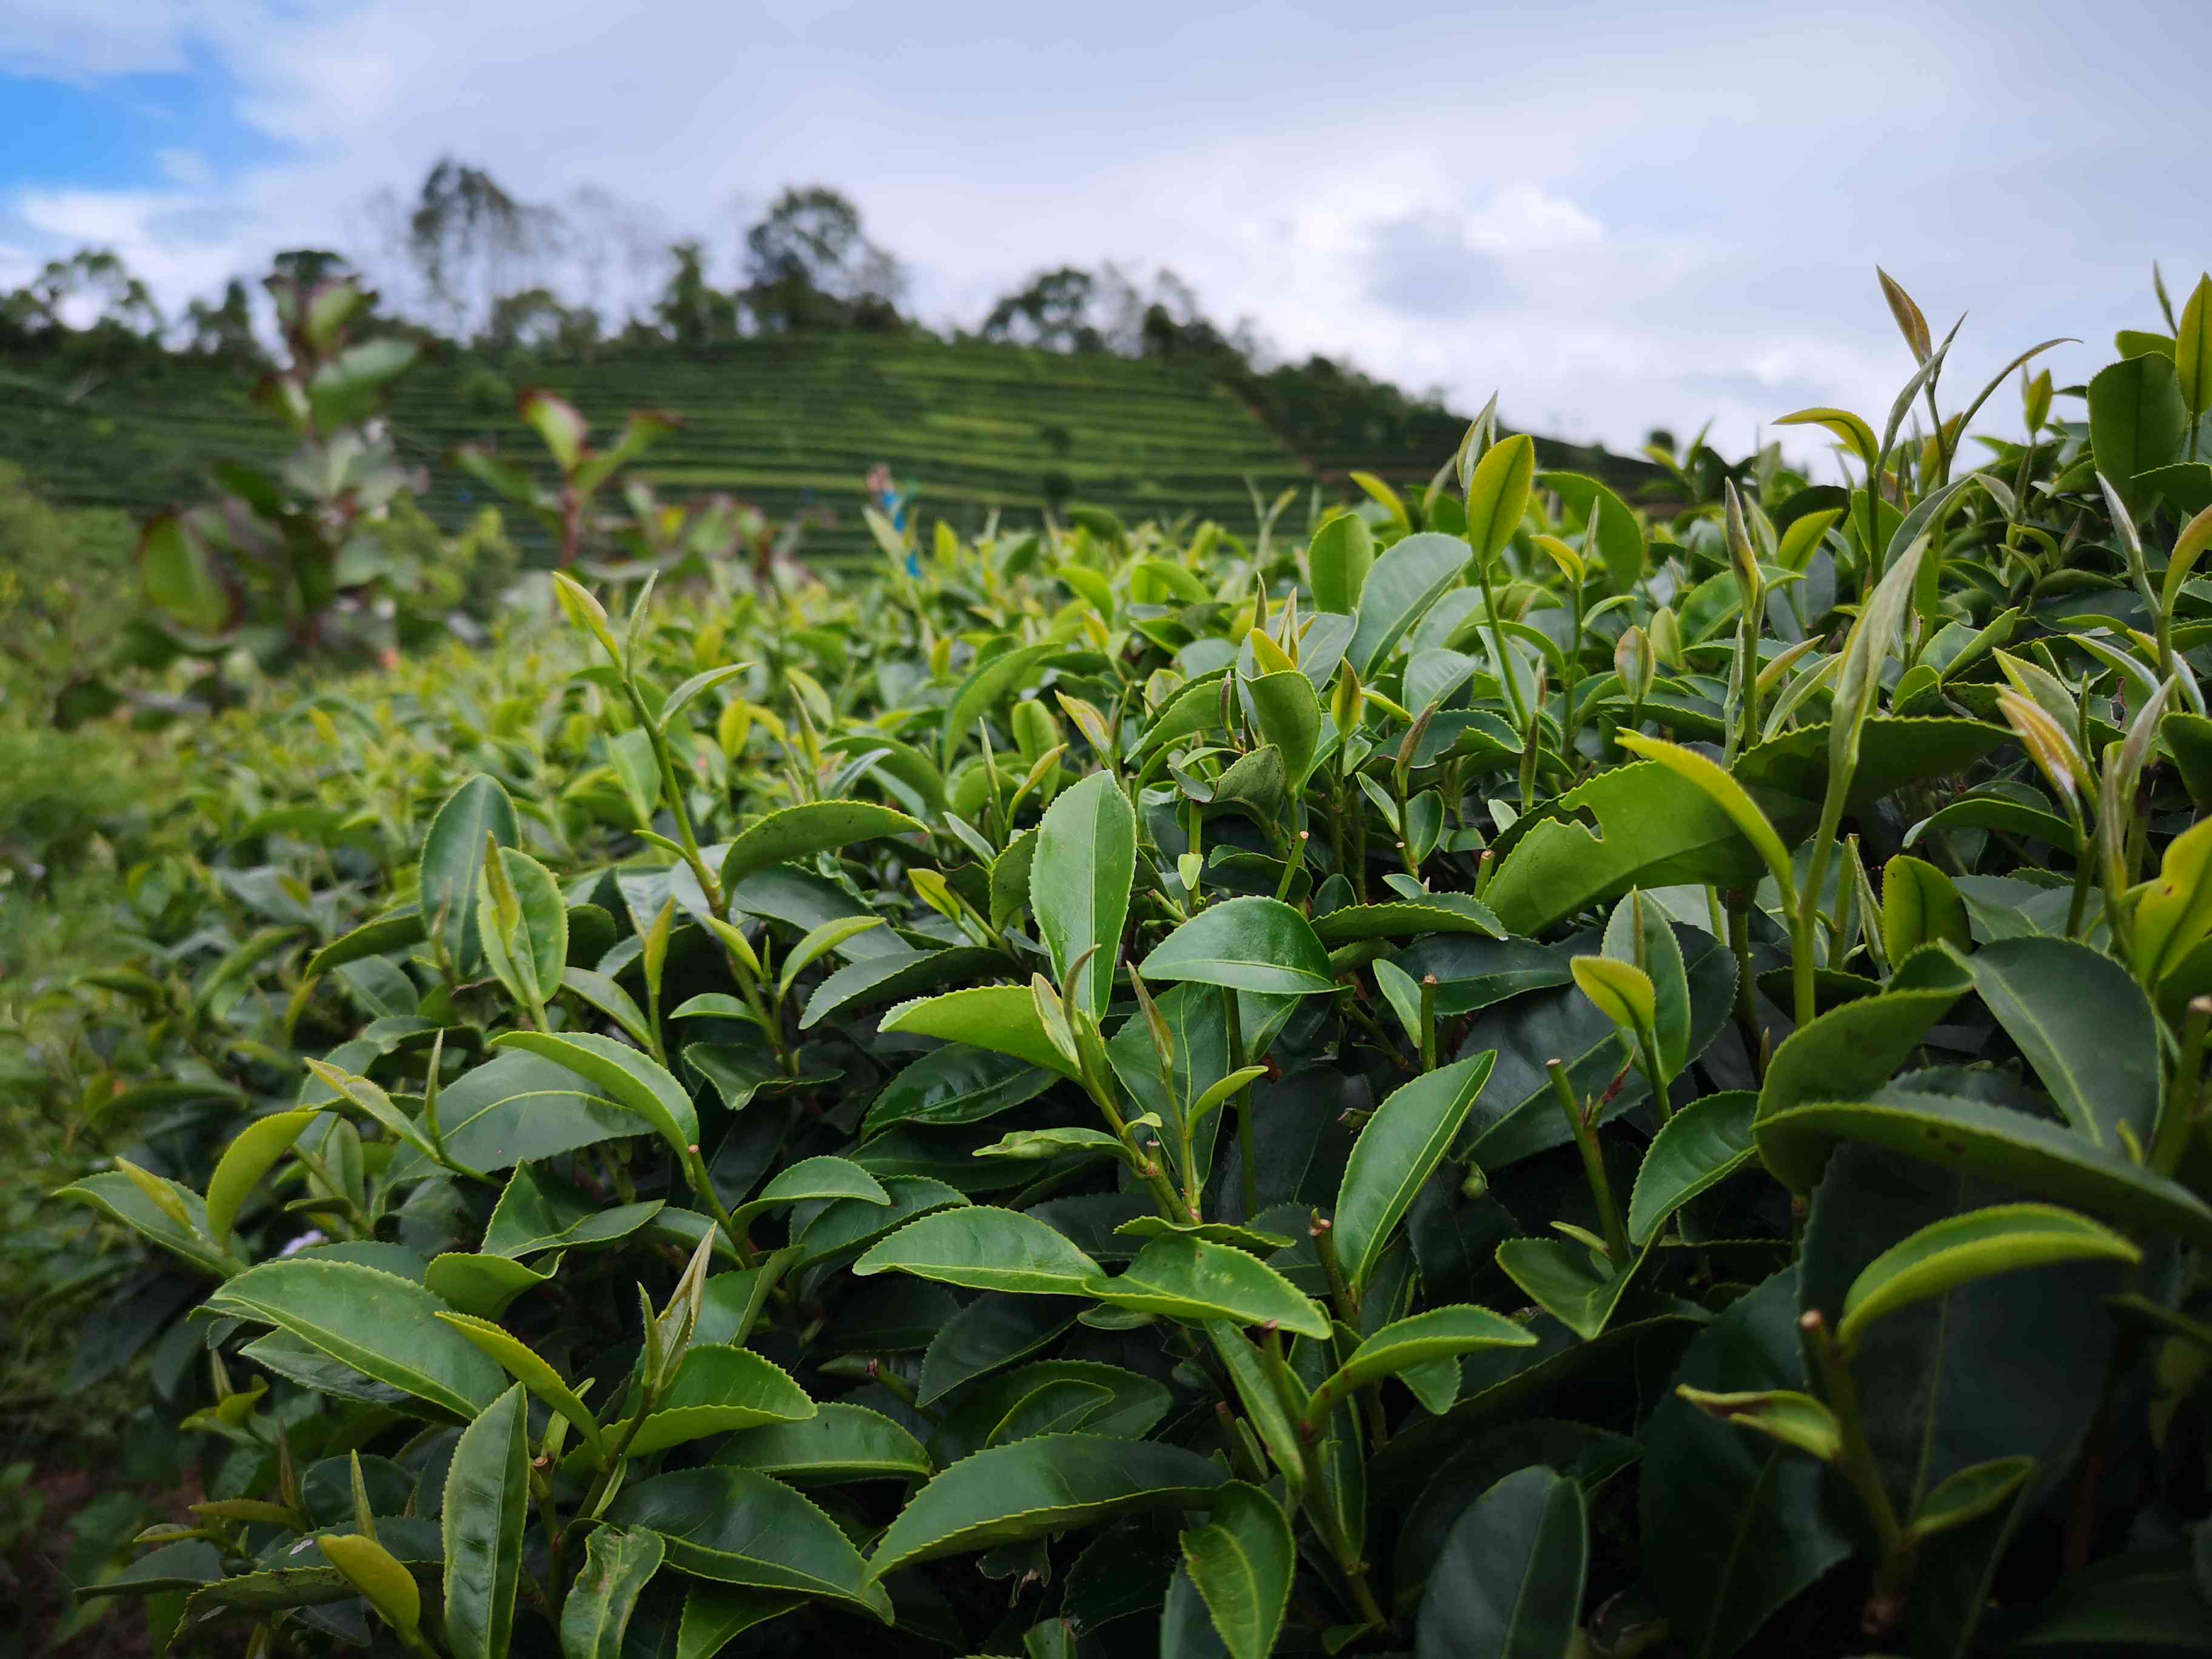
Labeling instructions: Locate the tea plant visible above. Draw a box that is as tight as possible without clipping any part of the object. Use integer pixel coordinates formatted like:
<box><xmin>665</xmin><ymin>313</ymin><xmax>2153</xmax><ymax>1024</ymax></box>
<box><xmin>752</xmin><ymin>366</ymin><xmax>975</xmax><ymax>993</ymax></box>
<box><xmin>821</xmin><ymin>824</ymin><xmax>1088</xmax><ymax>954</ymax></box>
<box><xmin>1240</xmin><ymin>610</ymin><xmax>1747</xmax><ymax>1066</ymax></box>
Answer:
<box><xmin>43</xmin><ymin>269</ymin><xmax>2212</xmax><ymax>1658</ymax></box>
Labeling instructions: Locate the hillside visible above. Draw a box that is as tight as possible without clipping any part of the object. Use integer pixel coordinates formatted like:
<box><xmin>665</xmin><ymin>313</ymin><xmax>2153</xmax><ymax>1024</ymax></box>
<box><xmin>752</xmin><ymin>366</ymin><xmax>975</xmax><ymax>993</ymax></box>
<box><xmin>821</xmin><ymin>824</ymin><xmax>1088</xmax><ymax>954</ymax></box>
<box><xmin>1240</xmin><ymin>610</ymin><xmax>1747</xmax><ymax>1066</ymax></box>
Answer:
<box><xmin>0</xmin><ymin>336</ymin><xmax>1655</xmax><ymax>566</ymax></box>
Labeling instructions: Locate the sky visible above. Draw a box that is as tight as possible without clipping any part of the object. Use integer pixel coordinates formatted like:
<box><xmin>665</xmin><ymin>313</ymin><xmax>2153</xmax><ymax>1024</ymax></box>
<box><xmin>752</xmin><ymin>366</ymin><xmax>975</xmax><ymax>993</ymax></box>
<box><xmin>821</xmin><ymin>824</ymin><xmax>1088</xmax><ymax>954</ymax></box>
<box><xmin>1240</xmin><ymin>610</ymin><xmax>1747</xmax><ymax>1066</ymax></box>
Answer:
<box><xmin>4</xmin><ymin>0</ymin><xmax>2209</xmax><ymax>459</ymax></box>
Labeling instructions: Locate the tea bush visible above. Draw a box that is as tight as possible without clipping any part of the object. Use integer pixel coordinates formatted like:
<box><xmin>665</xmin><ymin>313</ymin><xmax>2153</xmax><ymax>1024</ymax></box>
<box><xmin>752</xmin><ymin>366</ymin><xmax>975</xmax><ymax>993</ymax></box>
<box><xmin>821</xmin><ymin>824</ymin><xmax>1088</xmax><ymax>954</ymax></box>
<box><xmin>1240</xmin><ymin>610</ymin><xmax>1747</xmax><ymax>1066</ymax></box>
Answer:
<box><xmin>36</xmin><ymin>270</ymin><xmax>2212</xmax><ymax>1658</ymax></box>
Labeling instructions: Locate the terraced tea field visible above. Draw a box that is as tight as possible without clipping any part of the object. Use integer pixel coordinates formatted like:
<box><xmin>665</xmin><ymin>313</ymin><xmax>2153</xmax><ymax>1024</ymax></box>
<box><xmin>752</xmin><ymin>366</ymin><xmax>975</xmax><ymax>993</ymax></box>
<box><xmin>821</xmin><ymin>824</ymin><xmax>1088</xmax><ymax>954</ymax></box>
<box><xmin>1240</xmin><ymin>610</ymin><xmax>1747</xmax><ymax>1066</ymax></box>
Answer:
<box><xmin>1</xmin><ymin>337</ymin><xmax>1661</xmax><ymax>568</ymax></box>
<box><xmin>1</xmin><ymin>338</ymin><xmax>1318</xmax><ymax>567</ymax></box>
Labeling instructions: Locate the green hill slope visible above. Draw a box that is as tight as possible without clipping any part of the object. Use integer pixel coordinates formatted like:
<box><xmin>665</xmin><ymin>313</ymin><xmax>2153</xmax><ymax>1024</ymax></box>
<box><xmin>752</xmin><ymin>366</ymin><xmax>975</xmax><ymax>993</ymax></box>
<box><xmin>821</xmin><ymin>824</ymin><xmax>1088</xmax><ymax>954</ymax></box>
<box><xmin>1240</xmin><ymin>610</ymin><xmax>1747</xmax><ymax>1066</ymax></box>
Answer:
<box><xmin>1</xmin><ymin>338</ymin><xmax>1316</xmax><ymax>567</ymax></box>
<box><xmin>0</xmin><ymin>335</ymin><xmax>1659</xmax><ymax>566</ymax></box>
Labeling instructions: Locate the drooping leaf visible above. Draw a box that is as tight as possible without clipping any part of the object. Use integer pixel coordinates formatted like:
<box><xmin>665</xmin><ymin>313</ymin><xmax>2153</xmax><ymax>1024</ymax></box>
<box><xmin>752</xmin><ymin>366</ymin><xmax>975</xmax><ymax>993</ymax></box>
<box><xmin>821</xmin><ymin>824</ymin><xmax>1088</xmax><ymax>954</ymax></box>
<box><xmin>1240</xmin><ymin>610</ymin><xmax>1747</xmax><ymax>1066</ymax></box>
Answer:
<box><xmin>880</xmin><ymin>987</ymin><xmax>1085</xmax><ymax>1081</ymax></box>
<box><xmin>854</xmin><ymin>1205</ymin><xmax>1108</xmax><ymax>1296</ymax></box>
<box><xmin>605</xmin><ymin>1466</ymin><xmax>890</xmax><ymax>1621</ymax></box>
<box><xmin>204</xmin><ymin>1108</ymin><xmax>321</xmax><ymax>1247</ymax></box>
<box><xmin>1093</xmin><ymin>1235</ymin><xmax>1329</xmax><ymax>1338</ymax></box>
<box><xmin>1141</xmin><ymin>897</ymin><xmax>1337</xmax><ymax>997</ymax></box>
<box><xmin>712</xmin><ymin>1401</ymin><xmax>933</xmax><ymax>1486</ymax></box>
<box><xmin>1757</xmin><ymin>943</ymin><xmax>1971</xmax><ymax>1122</ymax></box>
<box><xmin>491</xmin><ymin>1031</ymin><xmax>699</xmax><ymax>1161</ymax></box>
<box><xmin>205</xmin><ymin>1259</ymin><xmax>504</xmax><ymax>1419</ymax></box>
<box><xmin>1763</xmin><ymin>1088</ymin><xmax>2212</xmax><ymax>1245</ymax></box>
<box><xmin>1834</xmin><ymin>1202</ymin><xmax>2140</xmax><ymax>1352</ymax></box>
<box><xmin>716</xmin><ymin>800</ymin><xmax>923</xmax><ymax>891</ymax></box>
<box><xmin>625</xmin><ymin>1346</ymin><xmax>816</xmax><ymax>1456</ymax></box>
<box><xmin>1486</xmin><ymin>762</ymin><xmax>1788</xmax><ymax>936</ymax></box>
<box><xmin>867</xmin><ymin>1435</ymin><xmax>1227</xmax><ymax>1578</ymax></box>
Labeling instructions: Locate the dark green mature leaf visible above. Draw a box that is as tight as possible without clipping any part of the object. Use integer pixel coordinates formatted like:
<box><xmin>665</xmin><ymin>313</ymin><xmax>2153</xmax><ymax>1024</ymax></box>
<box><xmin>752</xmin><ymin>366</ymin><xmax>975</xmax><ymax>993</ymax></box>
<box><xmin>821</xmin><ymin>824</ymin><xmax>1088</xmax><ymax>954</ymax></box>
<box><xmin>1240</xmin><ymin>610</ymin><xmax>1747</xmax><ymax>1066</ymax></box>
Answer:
<box><xmin>918</xmin><ymin>1295</ymin><xmax>1082</xmax><ymax>1404</ymax></box>
<box><xmin>421</xmin><ymin>774</ymin><xmax>517</xmax><ymax>974</ymax></box>
<box><xmin>1393</xmin><ymin>1421</ymin><xmax>1640</xmax><ymax>1603</ymax></box>
<box><xmin>1757</xmin><ymin>943</ymin><xmax>1969</xmax><ymax>1121</ymax></box>
<box><xmin>1034</xmin><ymin>771</ymin><xmax>1137</xmax><ymax>1013</ymax></box>
<box><xmin>1758</xmin><ymin>1088</ymin><xmax>2212</xmax><ymax>1244</ymax></box>
<box><xmin>676</xmin><ymin>1584</ymin><xmax>806</xmax><ymax>1658</ymax></box>
<box><xmin>206</xmin><ymin>1259</ymin><xmax>504</xmax><ymax>1419</ymax></box>
<box><xmin>1641</xmin><ymin>1271</ymin><xmax>1850</xmax><ymax>1659</ymax></box>
<box><xmin>855</xmin><ymin>1205</ymin><xmax>1107</xmax><ymax>1295</ymax></box>
<box><xmin>800</xmin><ymin>945</ymin><xmax>1011</xmax><ymax>1029</ymax></box>
<box><xmin>1141</xmin><ymin>896</ymin><xmax>1337</xmax><ymax>996</ymax></box>
<box><xmin>1094</xmin><ymin>1235</ymin><xmax>1329</xmax><ymax>1337</ymax></box>
<box><xmin>491</xmin><ymin>1031</ymin><xmax>699</xmax><ymax>1161</ymax></box>
<box><xmin>1416</xmin><ymin>1467</ymin><xmax>1588</xmax><ymax>1659</ymax></box>
<box><xmin>605</xmin><ymin>1466</ymin><xmax>890</xmax><ymax>1620</ymax></box>
<box><xmin>1493</xmin><ymin>1235</ymin><xmax>1648</xmax><ymax>1341</ymax></box>
<box><xmin>414</xmin><ymin>1052</ymin><xmax>638</xmax><ymax>1172</ymax></box>
<box><xmin>864</xmin><ymin>1047</ymin><xmax>1054</xmax><ymax>1140</ymax></box>
<box><xmin>1629</xmin><ymin>1090</ymin><xmax>1757</xmax><ymax>1245</ymax></box>
<box><xmin>1835</xmin><ymin>1202</ymin><xmax>2139</xmax><ymax>1352</ymax></box>
<box><xmin>560</xmin><ymin>1527</ymin><xmax>665</xmax><ymax>1659</ymax></box>
<box><xmin>1313</xmin><ymin>893</ymin><xmax>1504</xmax><ymax>943</ymax></box>
<box><xmin>1968</xmin><ymin>936</ymin><xmax>2160</xmax><ymax>1152</ymax></box>
<box><xmin>1310</xmin><ymin>1304</ymin><xmax>1536</xmax><ymax>1414</ymax></box>
<box><xmin>711</xmin><ymin>1402</ymin><xmax>931</xmax><ymax>1485</ymax></box>
<box><xmin>867</xmin><ymin>1435</ymin><xmax>1227</xmax><ymax>1578</ymax></box>
<box><xmin>443</xmin><ymin>1386</ymin><xmax>529</xmax><ymax>1659</ymax></box>
<box><xmin>929</xmin><ymin>1361</ymin><xmax>1174</xmax><ymax>1466</ymax></box>
<box><xmin>1334</xmin><ymin>1051</ymin><xmax>1496</xmax><ymax>1290</ymax></box>
<box><xmin>1734</xmin><ymin>717</ymin><xmax>2008</xmax><ymax>808</ymax></box>
<box><xmin>626</xmin><ymin>1346</ymin><xmax>816</xmax><ymax>1455</ymax></box>
<box><xmin>1182</xmin><ymin>1482</ymin><xmax>1295</xmax><ymax>1659</ymax></box>
<box><xmin>305</xmin><ymin>910</ymin><xmax>426</xmax><ymax>979</ymax></box>
<box><xmin>1800</xmin><ymin>1147</ymin><xmax>2125</xmax><ymax>1533</ymax></box>
<box><xmin>790</xmin><ymin>1175</ymin><xmax>969</xmax><ymax>1268</ymax></box>
<box><xmin>716</xmin><ymin>799</ymin><xmax>923</xmax><ymax>891</ymax></box>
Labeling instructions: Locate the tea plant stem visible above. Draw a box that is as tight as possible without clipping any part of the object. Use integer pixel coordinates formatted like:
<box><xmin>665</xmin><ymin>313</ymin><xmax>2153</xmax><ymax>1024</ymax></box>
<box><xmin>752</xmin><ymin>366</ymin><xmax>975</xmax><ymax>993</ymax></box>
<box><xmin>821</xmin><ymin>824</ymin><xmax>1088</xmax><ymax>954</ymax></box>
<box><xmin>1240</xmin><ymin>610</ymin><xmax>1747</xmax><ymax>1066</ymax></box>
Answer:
<box><xmin>1549</xmin><ymin>1061</ymin><xmax>1631</xmax><ymax>1262</ymax></box>
<box><xmin>1078</xmin><ymin>1059</ymin><xmax>1191</xmax><ymax>1223</ymax></box>
<box><xmin>1417</xmin><ymin>974</ymin><xmax>1438</xmax><ymax>1072</ymax></box>
<box><xmin>1517</xmin><ymin>699</ymin><xmax>1541</xmax><ymax>808</ymax></box>
<box><xmin>2152</xmin><ymin>996</ymin><xmax>2212</xmax><ymax>1177</ymax></box>
<box><xmin>1311</xmin><ymin>1213</ymin><xmax>1361</xmax><ymax>1327</ymax></box>
<box><xmin>1221</xmin><ymin>986</ymin><xmax>1261</xmax><ymax>1219</ymax></box>
<box><xmin>1793</xmin><ymin>785</ymin><xmax>1843</xmax><ymax>1030</ymax></box>
<box><xmin>1264</xmin><ymin>1329</ymin><xmax>1387</xmax><ymax>1632</ymax></box>
<box><xmin>1476</xmin><ymin>559</ymin><xmax>1530</xmax><ymax>734</ymax></box>
<box><xmin>1806</xmin><ymin>1314</ymin><xmax>1912</xmax><ymax>1613</ymax></box>
<box><xmin>1725</xmin><ymin>890</ymin><xmax>1763</xmax><ymax>1070</ymax></box>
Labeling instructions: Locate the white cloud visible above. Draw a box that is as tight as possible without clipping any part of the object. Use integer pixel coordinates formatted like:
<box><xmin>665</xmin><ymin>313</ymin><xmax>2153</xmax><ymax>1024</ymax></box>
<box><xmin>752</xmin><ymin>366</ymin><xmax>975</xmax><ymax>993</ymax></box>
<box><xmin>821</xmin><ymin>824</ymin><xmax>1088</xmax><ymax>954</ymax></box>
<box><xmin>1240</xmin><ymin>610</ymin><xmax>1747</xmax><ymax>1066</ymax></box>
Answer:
<box><xmin>1464</xmin><ymin>184</ymin><xmax>1604</xmax><ymax>256</ymax></box>
<box><xmin>156</xmin><ymin>148</ymin><xmax>215</xmax><ymax>188</ymax></box>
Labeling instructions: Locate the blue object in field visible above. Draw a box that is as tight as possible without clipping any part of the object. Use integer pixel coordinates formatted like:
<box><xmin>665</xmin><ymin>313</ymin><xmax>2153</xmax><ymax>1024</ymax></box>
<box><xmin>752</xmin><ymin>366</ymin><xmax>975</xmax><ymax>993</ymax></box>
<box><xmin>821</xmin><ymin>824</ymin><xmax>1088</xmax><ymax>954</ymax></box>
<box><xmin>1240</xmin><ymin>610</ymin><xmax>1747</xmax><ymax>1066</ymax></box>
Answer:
<box><xmin>866</xmin><ymin>462</ymin><xmax>917</xmax><ymax>572</ymax></box>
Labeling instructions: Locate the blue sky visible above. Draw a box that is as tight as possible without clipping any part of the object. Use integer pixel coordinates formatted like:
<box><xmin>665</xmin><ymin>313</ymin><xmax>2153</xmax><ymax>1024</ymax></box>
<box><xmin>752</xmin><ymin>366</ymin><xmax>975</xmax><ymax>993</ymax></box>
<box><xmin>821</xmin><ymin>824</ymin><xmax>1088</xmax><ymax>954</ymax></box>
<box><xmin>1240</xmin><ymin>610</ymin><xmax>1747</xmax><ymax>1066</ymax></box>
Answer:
<box><xmin>5</xmin><ymin>0</ymin><xmax>2209</xmax><ymax>457</ymax></box>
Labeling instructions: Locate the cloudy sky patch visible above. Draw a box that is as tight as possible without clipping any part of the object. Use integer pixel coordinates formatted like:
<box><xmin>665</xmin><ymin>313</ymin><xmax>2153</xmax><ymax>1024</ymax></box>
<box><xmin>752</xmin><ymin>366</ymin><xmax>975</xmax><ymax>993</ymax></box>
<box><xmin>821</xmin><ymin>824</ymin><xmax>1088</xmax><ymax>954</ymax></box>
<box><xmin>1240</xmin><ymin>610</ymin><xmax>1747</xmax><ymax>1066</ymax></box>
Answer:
<box><xmin>2</xmin><ymin>0</ymin><xmax>2207</xmax><ymax>455</ymax></box>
